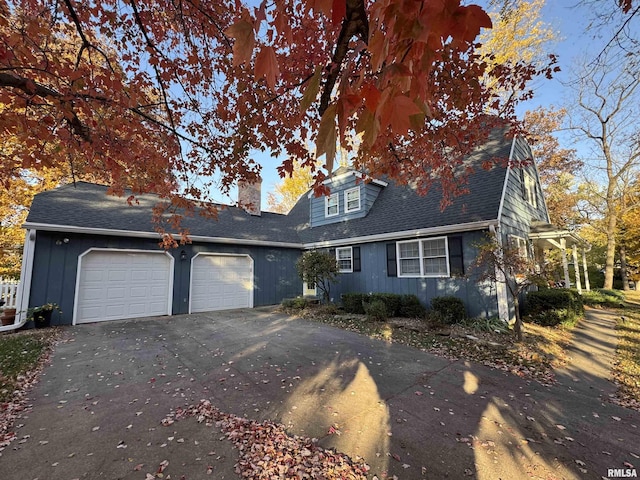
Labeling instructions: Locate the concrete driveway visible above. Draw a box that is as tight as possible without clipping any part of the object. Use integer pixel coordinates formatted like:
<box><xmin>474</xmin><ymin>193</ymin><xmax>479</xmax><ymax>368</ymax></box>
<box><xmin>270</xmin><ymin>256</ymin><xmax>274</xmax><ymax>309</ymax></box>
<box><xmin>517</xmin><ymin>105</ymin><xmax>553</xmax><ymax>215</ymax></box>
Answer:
<box><xmin>0</xmin><ymin>308</ymin><xmax>638</xmax><ymax>479</ymax></box>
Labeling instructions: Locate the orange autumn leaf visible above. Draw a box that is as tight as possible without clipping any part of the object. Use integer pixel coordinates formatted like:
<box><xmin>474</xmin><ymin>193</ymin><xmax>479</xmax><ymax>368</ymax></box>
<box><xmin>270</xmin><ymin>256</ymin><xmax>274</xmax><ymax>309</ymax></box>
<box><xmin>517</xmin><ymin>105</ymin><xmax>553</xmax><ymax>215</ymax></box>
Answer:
<box><xmin>315</xmin><ymin>103</ymin><xmax>337</xmax><ymax>170</ymax></box>
<box><xmin>225</xmin><ymin>17</ymin><xmax>255</xmax><ymax>66</ymax></box>
<box><xmin>254</xmin><ymin>45</ymin><xmax>280</xmax><ymax>89</ymax></box>
<box><xmin>379</xmin><ymin>94</ymin><xmax>422</xmax><ymax>136</ymax></box>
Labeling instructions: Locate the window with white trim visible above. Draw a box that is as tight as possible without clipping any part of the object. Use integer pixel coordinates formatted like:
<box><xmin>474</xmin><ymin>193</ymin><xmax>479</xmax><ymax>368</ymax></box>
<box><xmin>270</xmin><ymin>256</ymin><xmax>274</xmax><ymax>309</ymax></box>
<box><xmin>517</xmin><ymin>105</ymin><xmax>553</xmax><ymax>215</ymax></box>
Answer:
<box><xmin>336</xmin><ymin>247</ymin><xmax>353</xmax><ymax>273</ymax></box>
<box><xmin>397</xmin><ymin>237</ymin><xmax>449</xmax><ymax>277</ymax></box>
<box><xmin>325</xmin><ymin>193</ymin><xmax>339</xmax><ymax>217</ymax></box>
<box><xmin>524</xmin><ymin>173</ymin><xmax>537</xmax><ymax>208</ymax></box>
<box><xmin>509</xmin><ymin>235</ymin><xmax>529</xmax><ymax>259</ymax></box>
<box><xmin>344</xmin><ymin>187</ymin><xmax>361</xmax><ymax>213</ymax></box>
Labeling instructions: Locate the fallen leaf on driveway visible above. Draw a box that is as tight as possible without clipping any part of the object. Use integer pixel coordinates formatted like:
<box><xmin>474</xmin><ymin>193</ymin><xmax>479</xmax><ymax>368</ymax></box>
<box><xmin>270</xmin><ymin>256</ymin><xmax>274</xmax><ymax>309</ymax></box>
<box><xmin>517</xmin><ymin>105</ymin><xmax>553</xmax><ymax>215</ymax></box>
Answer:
<box><xmin>169</xmin><ymin>400</ymin><xmax>369</xmax><ymax>479</ymax></box>
<box><xmin>157</xmin><ymin>459</ymin><xmax>169</xmax><ymax>474</ymax></box>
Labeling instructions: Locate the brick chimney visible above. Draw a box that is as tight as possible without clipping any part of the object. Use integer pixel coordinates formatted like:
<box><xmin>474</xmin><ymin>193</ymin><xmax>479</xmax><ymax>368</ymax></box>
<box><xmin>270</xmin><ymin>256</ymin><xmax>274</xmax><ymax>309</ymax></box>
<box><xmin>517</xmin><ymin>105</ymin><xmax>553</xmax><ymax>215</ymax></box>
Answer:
<box><xmin>238</xmin><ymin>177</ymin><xmax>262</xmax><ymax>216</ymax></box>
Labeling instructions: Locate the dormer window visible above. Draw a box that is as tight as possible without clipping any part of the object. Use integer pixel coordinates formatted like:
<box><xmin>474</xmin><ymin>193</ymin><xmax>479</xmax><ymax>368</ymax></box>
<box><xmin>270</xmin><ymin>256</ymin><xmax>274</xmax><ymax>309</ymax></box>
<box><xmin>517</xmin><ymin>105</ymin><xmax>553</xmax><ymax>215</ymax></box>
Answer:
<box><xmin>345</xmin><ymin>187</ymin><xmax>361</xmax><ymax>213</ymax></box>
<box><xmin>325</xmin><ymin>193</ymin><xmax>339</xmax><ymax>217</ymax></box>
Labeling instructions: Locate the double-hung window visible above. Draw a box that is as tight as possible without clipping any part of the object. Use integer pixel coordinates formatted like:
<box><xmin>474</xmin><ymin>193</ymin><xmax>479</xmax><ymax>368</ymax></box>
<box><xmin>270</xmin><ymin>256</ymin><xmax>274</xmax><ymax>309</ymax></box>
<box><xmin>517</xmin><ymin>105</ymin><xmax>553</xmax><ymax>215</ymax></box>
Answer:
<box><xmin>523</xmin><ymin>172</ymin><xmax>537</xmax><ymax>208</ymax></box>
<box><xmin>325</xmin><ymin>193</ymin><xmax>339</xmax><ymax>217</ymax></box>
<box><xmin>344</xmin><ymin>187</ymin><xmax>361</xmax><ymax>213</ymax></box>
<box><xmin>336</xmin><ymin>247</ymin><xmax>353</xmax><ymax>273</ymax></box>
<box><xmin>397</xmin><ymin>237</ymin><xmax>449</xmax><ymax>277</ymax></box>
<box><xmin>509</xmin><ymin>235</ymin><xmax>529</xmax><ymax>259</ymax></box>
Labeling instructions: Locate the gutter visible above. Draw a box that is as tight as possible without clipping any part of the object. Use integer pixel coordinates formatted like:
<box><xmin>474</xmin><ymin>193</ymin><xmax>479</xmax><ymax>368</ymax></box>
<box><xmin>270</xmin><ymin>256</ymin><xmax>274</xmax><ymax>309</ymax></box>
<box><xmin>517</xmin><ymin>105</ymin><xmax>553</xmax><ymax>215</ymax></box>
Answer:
<box><xmin>302</xmin><ymin>219</ymin><xmax>499</xmax><ymax>249</ymax></box>
<box><xmin>22</xmin><ymin>222</ymin><xmax>304</xmax><ymax>249</ymax></box>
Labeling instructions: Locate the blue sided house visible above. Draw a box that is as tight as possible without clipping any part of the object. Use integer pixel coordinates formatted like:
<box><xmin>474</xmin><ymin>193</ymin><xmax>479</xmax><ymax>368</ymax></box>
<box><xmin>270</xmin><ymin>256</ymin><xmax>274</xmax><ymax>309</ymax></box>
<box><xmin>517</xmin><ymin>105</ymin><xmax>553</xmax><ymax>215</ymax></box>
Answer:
<box><xmin>18</xmin><ymin>128</ymin><xmax>589</xmax><ymax>326</ymax></box>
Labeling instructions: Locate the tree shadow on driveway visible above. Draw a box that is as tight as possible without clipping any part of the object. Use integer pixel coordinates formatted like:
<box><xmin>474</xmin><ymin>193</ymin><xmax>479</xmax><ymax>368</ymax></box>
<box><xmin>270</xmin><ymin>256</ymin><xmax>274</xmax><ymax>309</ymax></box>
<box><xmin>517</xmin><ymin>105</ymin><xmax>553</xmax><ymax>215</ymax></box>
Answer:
<box><xmin>0</xmin><ymin>307</ymin><xmax>639</xmax><ymax>479</ymax></box>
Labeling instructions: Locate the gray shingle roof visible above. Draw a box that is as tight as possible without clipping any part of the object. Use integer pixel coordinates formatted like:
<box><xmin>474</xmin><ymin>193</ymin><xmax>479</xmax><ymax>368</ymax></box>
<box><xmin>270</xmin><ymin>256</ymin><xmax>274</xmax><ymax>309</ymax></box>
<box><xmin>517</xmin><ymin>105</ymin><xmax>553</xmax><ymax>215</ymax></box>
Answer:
<box><xmin>288</xmin><ymin>130</ymin><xmax>512</xmax><ymax>244</ymax></box>
<box><xmin>26</xmin><ymin>130</ymin><xmax>513</xmax><ymax>246</ymax></box>
<box><xmin>26</xmin><ymin>182</ymin><xmax>299</xmax><ymax>244</ymax></box>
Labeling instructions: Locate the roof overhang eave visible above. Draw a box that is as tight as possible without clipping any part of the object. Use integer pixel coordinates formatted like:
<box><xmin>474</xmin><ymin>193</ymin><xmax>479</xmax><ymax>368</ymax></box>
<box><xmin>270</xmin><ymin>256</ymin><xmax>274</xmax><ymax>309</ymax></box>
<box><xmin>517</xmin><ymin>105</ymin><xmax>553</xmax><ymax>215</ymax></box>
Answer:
<box><xmin>302</xmin><ymin>219</ymin><xmax>499</xmax><ymax>249</ymax></box>
<box><xmin>22</xmin><ymin>222</ymin><xmax>304</xmax><ymax>249</ymax></box>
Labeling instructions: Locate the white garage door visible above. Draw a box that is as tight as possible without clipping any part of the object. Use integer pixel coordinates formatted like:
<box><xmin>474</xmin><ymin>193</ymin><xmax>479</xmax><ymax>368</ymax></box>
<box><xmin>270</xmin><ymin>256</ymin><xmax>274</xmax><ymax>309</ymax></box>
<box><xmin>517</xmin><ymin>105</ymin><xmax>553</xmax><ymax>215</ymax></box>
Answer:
<box><xmin>75</xmin><ymin>250</ymin><xmax>172</xmax><ymax>324</ymax></box>
<box><xmin>190</xmin><ymin>254</ymin><xmax>253</xmax><ymax>313</ymax></box>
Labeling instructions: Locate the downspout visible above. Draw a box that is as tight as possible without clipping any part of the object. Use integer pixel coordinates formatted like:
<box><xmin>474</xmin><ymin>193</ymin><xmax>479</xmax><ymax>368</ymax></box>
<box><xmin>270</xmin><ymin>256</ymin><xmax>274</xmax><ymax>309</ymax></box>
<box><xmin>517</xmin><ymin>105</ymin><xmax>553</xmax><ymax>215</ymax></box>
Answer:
<box><xmin>0</xmin><ymin>229</ymin><xmax>36</xmax><ymax>332</ymax></box>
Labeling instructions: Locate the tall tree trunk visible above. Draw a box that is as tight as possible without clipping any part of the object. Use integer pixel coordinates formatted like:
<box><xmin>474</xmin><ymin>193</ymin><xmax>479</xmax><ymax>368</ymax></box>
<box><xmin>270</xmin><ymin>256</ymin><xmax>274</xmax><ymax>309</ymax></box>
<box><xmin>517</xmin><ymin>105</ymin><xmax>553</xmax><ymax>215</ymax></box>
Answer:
<box><xmin>620</xmin><ymin>243</ymin><xmax>629</xmax><ymax>291</ymax></box>
<box><xmin>604</xmin><ymin>210</ymin><xmax>617</xmax><ymax>290</ymax></box>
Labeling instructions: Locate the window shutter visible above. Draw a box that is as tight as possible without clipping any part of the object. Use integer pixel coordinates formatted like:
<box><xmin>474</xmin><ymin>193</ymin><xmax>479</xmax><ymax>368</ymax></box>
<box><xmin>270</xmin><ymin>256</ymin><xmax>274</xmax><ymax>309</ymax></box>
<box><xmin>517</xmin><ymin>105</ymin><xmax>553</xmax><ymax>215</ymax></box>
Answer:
<box><xmin>353</xmin><ymin>247</ymin><xmax>361</xmax><ymax>272</ymax></box>
<box><xmin>386</xmin><ymin>243</ymin><xmax>397</xmax><ymax>277</ymax></box>
<box><xmin>328</xmin><ymin>248</ymin><xmax>336</xmax><ymax>259</ymax></box>
<box><xmin>448</xmin><ymin>236</ymin><xmax>464</xmax><ymax>275</ymax></box>
<box><xmin>520</xmin><ymin>169</ymin><xmax>527</xmax><ymax>200</ymax></box>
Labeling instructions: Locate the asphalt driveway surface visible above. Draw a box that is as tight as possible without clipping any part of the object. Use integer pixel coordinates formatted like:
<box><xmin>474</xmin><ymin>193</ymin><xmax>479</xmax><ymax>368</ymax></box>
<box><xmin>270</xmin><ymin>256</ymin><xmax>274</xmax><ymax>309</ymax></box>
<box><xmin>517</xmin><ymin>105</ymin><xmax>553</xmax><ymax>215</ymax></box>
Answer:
<box><xmin>1</xmin><ymin>307</ymin><xmax>639</xmax><ymax>479</ymax></box>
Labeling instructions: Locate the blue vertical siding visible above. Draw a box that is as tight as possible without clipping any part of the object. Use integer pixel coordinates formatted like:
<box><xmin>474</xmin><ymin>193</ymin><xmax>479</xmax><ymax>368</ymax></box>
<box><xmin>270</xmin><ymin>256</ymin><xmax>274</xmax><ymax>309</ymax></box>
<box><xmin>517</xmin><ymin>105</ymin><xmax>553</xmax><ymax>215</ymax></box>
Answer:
<box><xmin>29</xmin><ymin>231</ymin><xmax>302</xmax><ymax>325</ymax></box>
<box><xmin>329</xmin><ymin>231</ymin><xmax>499</xmax><ymax>318</ymax></box>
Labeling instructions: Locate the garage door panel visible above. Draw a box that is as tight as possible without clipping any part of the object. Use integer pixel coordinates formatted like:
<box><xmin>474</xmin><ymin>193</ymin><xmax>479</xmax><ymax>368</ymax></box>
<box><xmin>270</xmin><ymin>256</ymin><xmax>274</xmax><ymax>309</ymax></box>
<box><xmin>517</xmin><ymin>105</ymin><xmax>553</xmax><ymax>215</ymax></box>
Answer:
<box><xmin>81</xmin><ymin>287</ymin><xmax>103</xmax><ymax>301</ymax></box>
<box><xmin>151</xmin><ymin>270</ymin><xmax>168</xmax><ymax>281</ymax></box>
<box><xmin>107</xmin><ymin>287</ymin><xmax>126</xmax><ymax>300</ymax></box>
<box><xmin>190</xmin><ymin>255</ymin><xmax>252</xmax><ymax>313</ymax></box>
<box><xmin>76</xmin><ymin>251</ymin><xmax>172</xmax><ymax>324</ymax></box>
<box><xmin>108</xmin><ymin>270</ymin><xmax>127</xmax><ymax>281</ymax></box>
<box><xmin>130</xmin><ymin>286</ymin><xmax>148</xmax><ymax>298</ymax></box>
<box><xmin>105</xmin><ymin>304</ymin><xmax>125</xmax><ymax>317</ymax></box>
<box><xmin>84</xmin><ymin>269</ymin><xmax>105</xmax><ymax>282</ymax></box>
<box><xmin>131</xmin><ymin>270</ymin><xmax>149</xmax><ymax>281</ymax></box>
<box><xmin>150</xmin><ymin>286</ymin><xmax>167</xmax><ymax>297</ymax></box>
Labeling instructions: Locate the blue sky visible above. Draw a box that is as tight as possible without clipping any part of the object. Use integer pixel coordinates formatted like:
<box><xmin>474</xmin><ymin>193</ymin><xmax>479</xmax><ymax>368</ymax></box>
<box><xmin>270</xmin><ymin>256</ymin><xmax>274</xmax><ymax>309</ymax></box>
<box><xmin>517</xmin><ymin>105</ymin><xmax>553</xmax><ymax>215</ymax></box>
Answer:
<box><xmin>241</xmin><ymin>1</ymin><xmax>631</xmax><ymax>210</ymax></box>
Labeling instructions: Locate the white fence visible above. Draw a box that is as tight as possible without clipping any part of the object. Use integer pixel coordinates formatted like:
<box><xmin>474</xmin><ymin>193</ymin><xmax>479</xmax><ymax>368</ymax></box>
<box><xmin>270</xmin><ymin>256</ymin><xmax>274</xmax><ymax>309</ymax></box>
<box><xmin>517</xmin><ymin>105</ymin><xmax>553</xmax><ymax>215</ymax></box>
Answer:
<box><xmin>0</xmin><ymin>278</ymin><xmax>19</xmax><ymax>309</ymax></box>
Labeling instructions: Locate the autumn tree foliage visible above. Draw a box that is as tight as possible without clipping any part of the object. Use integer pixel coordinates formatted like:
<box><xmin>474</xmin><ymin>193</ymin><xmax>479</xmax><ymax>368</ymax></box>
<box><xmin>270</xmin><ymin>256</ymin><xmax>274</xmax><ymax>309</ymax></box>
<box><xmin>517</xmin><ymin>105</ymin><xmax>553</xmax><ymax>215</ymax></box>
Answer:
<box><xmin>1</xmin><ymin>0</ymin><xmax>557</xmax><ymax>241</ymax></box>
<box><xmin>266</xmin><ymin>160</ymin><xmax>314</xmax><ymax>213</ymax></box>
<box><xmin>479</xmin><ymin>0</ymin><xmax>556</xmax><ymax>100</ymax></box>
<box><xmin>0</xmin><ymin>169</ymin><xmax>64</xmax><ymax>278</ymax></box>
<box><xmin>472</xmin><ymin>233</ymin><xmax>544</xmax><ymax>341</ymax></box>
<box><xmin>524</xmin><ymin>107</ymin><xmax>582</xmax><ymax>228</ymax></box>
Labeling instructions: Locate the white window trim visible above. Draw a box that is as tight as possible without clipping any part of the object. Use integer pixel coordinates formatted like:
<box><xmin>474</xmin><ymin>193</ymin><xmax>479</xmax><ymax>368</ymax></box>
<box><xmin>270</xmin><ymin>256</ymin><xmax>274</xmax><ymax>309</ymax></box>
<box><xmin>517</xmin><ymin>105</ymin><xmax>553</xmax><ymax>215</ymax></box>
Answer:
<box><xmin>325</xmin><ymin>193</ymin><xmax>339</xmax><ymax>217</ymax></box>
<box><xmin>524</xmin><ymin>173</ymin><xmax>537</xmax><ymax>208</ymax></box>
<box><xmin>336</xmin><ymin>246</ymin><xmax>353</xmax><ymax>273</ymax></box>
<box><xmin>397</xmin><ymin>237</ymin><xmax>450</xmax><ymax>278</ymax></box>
<box><xmin>344</xmin><ymin>187</ymin><xmax>361</xmax><ymax>213</ymax></box>
<box><xmin>509</xmin><ymin>235</ymin><xmax>529</xmax><ymax>259</ymax></box>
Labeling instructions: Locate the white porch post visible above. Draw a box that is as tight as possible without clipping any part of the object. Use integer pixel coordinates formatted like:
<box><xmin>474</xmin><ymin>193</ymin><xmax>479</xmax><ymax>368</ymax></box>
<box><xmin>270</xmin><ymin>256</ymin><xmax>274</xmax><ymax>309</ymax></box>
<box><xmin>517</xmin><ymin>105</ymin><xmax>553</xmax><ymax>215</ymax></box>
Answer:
<box><xmin>582</xmin><ymin>249</ymin><xmax>591</xmax><ymax>291</ymax></box>
<box><xmin>572</xmin><ymin>245</ymin><xmax>582</xmax><ymax>293</ymax></box>
<box><xmin>560</xmin><ymin>238</ymin><xmax>571</xmax><ymax>288</ymax></box>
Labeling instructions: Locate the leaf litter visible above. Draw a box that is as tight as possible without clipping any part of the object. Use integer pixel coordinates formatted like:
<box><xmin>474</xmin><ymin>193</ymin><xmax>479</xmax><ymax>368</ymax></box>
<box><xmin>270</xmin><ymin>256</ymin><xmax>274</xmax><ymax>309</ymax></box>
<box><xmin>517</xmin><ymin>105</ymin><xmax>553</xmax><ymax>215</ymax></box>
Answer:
<box><xmin>164</xmin><ymin>399</ymin><xmax>369</xmax><ymax>479</ymax></box>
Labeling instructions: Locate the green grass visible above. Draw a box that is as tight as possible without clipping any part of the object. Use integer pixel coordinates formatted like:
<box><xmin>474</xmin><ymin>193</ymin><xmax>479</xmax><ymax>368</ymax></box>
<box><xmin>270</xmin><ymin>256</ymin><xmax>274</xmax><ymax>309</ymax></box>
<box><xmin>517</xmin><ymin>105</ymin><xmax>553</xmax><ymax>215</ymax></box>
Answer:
<box><xmin>612</xmin><ymin>291</ymin><xmax>640</xmax><ymax>408</ymax></box>
<box><xmin>582</xmin><ymin>289</ymin><xmax>626</xmax><ymax>308</ymax></box>
<box><xmin>0</xmin><ymin>330</ymin><xmax>57</xmax><ymax>403</ymax></box>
